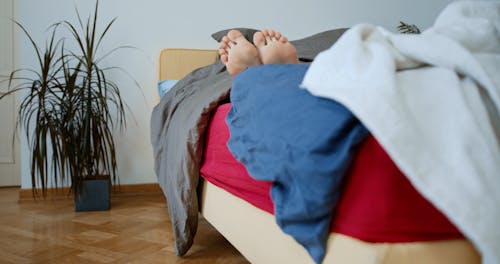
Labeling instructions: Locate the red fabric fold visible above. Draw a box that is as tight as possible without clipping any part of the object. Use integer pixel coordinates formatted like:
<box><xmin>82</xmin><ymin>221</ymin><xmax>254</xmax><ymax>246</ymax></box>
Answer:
<box><xmin>200</xmin><ymin>103</ymin><xmax>463</xmax><ymax>242</ymax></box>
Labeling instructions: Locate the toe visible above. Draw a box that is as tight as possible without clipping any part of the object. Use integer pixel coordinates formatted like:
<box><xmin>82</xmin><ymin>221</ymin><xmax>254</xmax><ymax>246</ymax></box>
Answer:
<box><xmin>268</xmin><ymin>30</ymin><xmax>279</xmax><ymax>41</ymax></box>
<box><xmin>253</xmin><ymin>31</ymin><xmax>266</xmax><ymax>47</ymax></box>
<box><xmin>227</xmin><ymin>29</ymin><xmax>245</xmax><ymax>42</ymax></box>
<box><xmin>220</xmin><ymin>54</ymin><xmax>228</xmax><ymax>64</ymax></box>
<box><xmin>221</xmin><ymin>36</ymin><xmax>230</xmax><ymax>48</ymax></box>
<box><xmin>267</xmin><ymin>29</ymin><xmax>276</xmax><ymax>37</ymax></box>
<box><xmin>261</xmin><ymin>29</ymin><xmax>271</xmax><ymax>42</ymax></box>
<box><xmin>219</xmin><ymin>41</ymin><xmax>229</xmax><ymax>50</ymax></box>
<box><xmin>274</xmin><ymin>31</ymin><xmax>282</xmax><ymax>41</ymax></box>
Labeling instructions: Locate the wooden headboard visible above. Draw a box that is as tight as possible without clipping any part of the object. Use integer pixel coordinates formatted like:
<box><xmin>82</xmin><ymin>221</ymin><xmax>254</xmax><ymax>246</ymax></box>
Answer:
<box><xmin>159</xmin><ymin>48</ymin><xmax>218</xmax><ymax>80</ymax></box>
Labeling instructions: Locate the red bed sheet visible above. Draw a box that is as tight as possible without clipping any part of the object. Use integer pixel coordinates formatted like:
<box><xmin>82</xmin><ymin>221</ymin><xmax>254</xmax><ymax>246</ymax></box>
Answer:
<box><xmin>200</xmin><ymin>103</ymin><xmax>463</xmax><ymax>242</ymax></box>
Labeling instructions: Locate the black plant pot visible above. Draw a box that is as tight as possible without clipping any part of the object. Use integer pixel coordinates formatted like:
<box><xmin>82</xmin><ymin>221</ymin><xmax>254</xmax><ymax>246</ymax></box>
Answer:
<box><xmin>74</xmin><ymin>177</ymin><xmax>111</xmax><ymax>211</ymax></box>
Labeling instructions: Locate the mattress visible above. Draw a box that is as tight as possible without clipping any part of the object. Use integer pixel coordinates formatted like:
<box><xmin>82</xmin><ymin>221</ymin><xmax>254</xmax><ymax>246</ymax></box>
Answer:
<box><xmin>200</xmin><ymin>103</ymin><xmax>464</xmax><ymax>242</ymax></box>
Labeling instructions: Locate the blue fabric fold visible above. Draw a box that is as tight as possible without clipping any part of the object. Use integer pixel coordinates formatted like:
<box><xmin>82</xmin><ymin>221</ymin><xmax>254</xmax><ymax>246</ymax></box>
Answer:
<box><xmin>226</xmin><ymin>64</ymin><xmax>369</xmax><ymax>263</ymax></box>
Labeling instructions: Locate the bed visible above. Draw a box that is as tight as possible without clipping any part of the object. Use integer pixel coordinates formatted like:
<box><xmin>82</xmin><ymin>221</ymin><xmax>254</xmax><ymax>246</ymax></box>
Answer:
<box><xmin>151</xmin><ymin>20</ymin><xmax>497</xmax><ymax>263</ymax></box>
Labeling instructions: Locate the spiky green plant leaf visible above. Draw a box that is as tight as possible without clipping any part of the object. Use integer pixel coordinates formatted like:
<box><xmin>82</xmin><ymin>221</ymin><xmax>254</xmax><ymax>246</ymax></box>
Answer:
<box><xmin>398</xmin><ymin>21</ymin><xmax>421</xmax><ymax>34</ymax></box>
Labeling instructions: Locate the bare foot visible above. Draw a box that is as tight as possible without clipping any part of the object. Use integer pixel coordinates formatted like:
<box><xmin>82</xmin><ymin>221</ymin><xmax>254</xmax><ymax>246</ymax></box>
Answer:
<box><xmin>218</xmin><ymin>30</ymin><xmax>262</xmax><ymax>76</ymax></box>
<box><xmin>253</xmin><ymin>29</ymin><xmax>298</xmax><ymax>65</ymax></box>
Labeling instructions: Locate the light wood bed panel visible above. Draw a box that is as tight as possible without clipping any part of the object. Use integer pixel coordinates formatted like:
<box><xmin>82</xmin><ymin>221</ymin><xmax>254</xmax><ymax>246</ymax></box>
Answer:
<box><xmin>200</xmin><ymin>181</ymin><xmax>479</xmax><ymax>264</ymax></box>
<box><xmin>159</xmin><ymin>48</ymin><xmax>481</xmax><ymax>264</ymax></box>
<box><xmin>159</xmin><ymin>48</ymin><xmax>218</xmax><ymax>80</ymax></box>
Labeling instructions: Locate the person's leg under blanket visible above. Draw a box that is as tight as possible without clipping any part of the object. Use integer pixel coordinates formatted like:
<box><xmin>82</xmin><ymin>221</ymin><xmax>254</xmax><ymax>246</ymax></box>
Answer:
<box><xmin>227</xmin><ymin>64</ymin><xmax>369</xmax><ymax>263</ymax></box>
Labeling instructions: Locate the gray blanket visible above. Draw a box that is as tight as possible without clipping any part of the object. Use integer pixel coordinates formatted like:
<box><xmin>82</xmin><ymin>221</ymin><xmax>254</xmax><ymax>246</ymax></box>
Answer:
<box><xmin>150</xmin><ymin>61</ymin><xmax>231</xmax><ymax>256</ymax></box>
<box><xmin>150</xmin><ymin>28</ymin><xmax>348</xmax><ymax>256</ymax></box>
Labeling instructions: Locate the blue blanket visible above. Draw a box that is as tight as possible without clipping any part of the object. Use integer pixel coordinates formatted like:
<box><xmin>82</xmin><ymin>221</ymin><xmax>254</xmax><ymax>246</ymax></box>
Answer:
<box><xmin>227</xmin><ymin>64</ymin><xmax>369</xmax><ymax>263</ymax></box>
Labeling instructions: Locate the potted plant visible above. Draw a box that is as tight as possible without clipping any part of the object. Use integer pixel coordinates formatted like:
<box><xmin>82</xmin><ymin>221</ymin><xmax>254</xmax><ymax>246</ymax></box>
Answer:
<box><xmin>0</xmin><ymin>0</ymin><xmax>129</xmax><ymax>211</ymax></box>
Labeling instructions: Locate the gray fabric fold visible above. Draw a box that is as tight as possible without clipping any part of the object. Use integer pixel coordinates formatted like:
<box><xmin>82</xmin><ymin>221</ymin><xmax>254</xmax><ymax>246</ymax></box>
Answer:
<box><xmin>150</xmin><ymin>61</ymin><xmax>231</xmax><ymax>256</ymax></box>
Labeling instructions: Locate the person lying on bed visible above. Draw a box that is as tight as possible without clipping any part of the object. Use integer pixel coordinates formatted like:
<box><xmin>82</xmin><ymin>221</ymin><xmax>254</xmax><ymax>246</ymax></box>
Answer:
<box><xmin>218</xmin><ymin>28</ymin><xmax>374</xmax><ymax>264</ymax></box>
<box><xmin>218</xmin><ymin>29</ymin><xmax>299</xmax><ymax>76</ymax></box>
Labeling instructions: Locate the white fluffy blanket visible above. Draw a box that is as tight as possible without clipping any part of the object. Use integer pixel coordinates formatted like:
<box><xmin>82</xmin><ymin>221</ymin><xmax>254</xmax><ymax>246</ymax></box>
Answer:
<box><xmin>301</xmin><ymin>1</ymin><xmax>500</xmax><ymax>263</ymax></box>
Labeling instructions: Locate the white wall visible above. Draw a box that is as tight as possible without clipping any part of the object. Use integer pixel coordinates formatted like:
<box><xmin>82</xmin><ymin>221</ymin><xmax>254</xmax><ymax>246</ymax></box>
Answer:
<box><xmin>17</xmin><ymin>0</ymin><xmax>457</xmax><ymax>188</ymax></box>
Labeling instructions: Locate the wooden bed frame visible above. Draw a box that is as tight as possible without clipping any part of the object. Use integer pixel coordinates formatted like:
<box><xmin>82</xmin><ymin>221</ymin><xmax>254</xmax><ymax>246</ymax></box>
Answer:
<box><xmin>158</xmin><ymin>48</ymin><xmax>481</xmax><ymax>264</ymax></box>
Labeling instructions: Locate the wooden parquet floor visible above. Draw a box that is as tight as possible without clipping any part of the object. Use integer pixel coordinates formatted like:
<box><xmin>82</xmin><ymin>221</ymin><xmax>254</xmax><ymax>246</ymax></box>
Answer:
<box><xmin>0</xmin><ymin>187</ymin><xmax>249</xmax><ymax>264</ymax></box>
